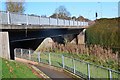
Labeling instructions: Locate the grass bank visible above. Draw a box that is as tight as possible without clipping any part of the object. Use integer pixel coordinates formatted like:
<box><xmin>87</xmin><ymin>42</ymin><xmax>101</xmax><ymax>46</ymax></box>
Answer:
<box><xmin>0</xmin><ymin>57</ymin><xmax>39</xmax><ymax>78</ymax></box>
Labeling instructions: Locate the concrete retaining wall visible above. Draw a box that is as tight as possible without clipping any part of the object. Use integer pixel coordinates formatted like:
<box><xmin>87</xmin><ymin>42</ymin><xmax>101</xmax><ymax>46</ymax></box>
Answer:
<box><xmin>0</xmin><ymin>32</ymin><xmax>10</xmax><ymax>59</ymax></box>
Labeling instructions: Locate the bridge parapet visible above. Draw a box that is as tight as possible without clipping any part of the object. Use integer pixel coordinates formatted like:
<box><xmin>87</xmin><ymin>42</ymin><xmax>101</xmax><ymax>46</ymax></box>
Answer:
<box><xmin>0</xmin><ymin>11</ymin><xmax>88</xmax><ymax>28</ymax></box>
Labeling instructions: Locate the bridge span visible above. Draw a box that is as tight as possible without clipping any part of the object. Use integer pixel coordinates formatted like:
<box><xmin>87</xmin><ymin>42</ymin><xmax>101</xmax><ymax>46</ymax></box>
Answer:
<box><xmin>0</xmin><ymin>11</ymin><xmax>89</xmax><ymax>60</ymax></box>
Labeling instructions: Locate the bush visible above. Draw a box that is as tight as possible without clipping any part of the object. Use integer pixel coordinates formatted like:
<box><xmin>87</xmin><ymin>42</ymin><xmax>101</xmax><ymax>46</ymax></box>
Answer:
<box><xmin>86</xmin><ymin>18</ymin><xmax>120</xmax><ymax>51</ymax></box>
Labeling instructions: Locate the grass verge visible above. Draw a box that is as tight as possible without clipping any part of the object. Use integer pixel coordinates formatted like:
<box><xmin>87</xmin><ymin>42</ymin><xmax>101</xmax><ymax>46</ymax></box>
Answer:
<box><xmin>1</xmin><ymin>57</ymin><xmax>39</xmax><ymax>78</ymax></box>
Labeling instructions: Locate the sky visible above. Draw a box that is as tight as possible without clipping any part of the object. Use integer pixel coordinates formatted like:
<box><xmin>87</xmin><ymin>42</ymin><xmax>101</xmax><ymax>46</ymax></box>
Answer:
<box><xmin>0</xmin><ymin>1</ymin><xmax>119</xmax><ymax>20</ymax></box>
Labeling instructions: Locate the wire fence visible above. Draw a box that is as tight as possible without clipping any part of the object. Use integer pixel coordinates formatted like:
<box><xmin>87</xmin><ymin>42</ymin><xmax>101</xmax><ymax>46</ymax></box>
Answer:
<box><xmin>15</xmin><ymin>48</ymin><xmax>120</xmax><ymax>80</ymax></box>
<box><xmin>0</xmin><ymin>11</ymin><xmax>88</xmax><ymax>27</ymax></box>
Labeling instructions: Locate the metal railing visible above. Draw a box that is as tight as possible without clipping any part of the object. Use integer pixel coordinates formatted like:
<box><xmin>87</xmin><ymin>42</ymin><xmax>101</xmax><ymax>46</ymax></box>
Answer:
<box><xmin>14</xmin><ymin>48</ymin><xmax>120</xmax><ymax>79</ymax></box>
<box><xmin>0</xmin><ymin>11</ymin><xmax>88</xmax><ymax>27</ymax></box>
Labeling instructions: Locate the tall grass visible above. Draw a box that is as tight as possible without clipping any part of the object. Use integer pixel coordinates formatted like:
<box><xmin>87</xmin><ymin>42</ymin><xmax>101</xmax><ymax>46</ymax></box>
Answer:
<box><xmin>40</xmin><ymin>43</ymin><xmax>119</xmax><ymax>71</ymax></box>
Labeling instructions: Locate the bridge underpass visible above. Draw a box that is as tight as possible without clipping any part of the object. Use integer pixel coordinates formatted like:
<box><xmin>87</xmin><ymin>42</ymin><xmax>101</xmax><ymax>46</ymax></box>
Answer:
<box><xmin>2</xmin><ymin>28</ymin><xmax>85</xmax><ymax>60</ymax></box>
<box><xmin>0</xmin><ymin>11</ymin><xmax>88</xmax><ymax>60</ymax></box>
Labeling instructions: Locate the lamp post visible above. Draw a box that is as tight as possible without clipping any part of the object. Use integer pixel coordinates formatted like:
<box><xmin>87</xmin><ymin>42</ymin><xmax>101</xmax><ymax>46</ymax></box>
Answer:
<box><xmin>98</xmin><ymin>2</ymin><xmax>102</xmax><ymax>18</ymax></box>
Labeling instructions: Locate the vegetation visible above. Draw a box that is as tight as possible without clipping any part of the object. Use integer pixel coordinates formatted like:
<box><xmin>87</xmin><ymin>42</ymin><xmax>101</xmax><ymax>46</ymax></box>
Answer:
<box><xmin>38</xmin><ymin>52</ymin><xmax>120</xmax><ymax>78</ymax></box>
<box><xmin>50</xmin><ymin>5</ymin><xmax>90</xmax><ymax>21</ymax></box>
<box><xmin>86</xmin><ymin>18</ymin><xmax>120</xmax><ymax>52</ymax></box>
<box><xmin>5</xmin><ymin>0</ymin><xmax>25</xmax><ymax>13</ymax></box>
<box><xmin>0</xmin><ymin>57</ymin><xmax>39</xmax><ymax>78</ymax></box>
<box><xmin>50</xmin><ymin>6</ymin><xmax>70</xmax><ymax>19</ymax></box>
<box><xmin>45</xmin><ymin>43</ymin><xmax>119</xmax><ymax>71</ymax></box>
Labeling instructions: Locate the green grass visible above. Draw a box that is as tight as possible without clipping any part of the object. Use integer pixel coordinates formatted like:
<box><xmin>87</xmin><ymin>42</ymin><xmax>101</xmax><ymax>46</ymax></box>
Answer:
<box><xmin>16</xmin><ymin>51</ymin><xmax>120</xmax><ymax>79</ymax></box>
<box><xmin>39</xmin><ymin>52</ymin><xmax>120</xmax><ymax>79</ymax></box>
<box><xmin>1</xmin><ymin>57</ymin><xmax>39</xmax><ymax>78</ymax></box>
<box><xmin>0</xmin><ymin>58</ymin><xmax>2</xmax><ymax>79</ymax></box>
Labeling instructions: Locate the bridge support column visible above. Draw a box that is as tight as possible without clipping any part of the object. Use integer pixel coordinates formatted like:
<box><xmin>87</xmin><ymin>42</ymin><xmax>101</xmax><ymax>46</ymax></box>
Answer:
<box><xmin>0</xmin><ymin>32</ymin><xmax>10</xmax><ymax>59</ymax></box>
<box><xmin>77</xmin><ymin>29</ymin><xmax>86</xmax><ymax>45</ymax></box>
<box><xmin>70</xmin><ymin>34</ymin><xmax>78</xmax><ymax>44</ymax></box>
<box><xmin>70</xmin><ymin>29</ymin><xmax>86</xmax><ymax>45</ymax></box>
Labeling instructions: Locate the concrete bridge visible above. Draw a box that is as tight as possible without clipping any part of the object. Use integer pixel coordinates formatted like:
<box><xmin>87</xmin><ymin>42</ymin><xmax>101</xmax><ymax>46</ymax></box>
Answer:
<box><xmin>0</xmin><ymin>11</ymin><xmax>89</xmax><ymax>60</ymax></box>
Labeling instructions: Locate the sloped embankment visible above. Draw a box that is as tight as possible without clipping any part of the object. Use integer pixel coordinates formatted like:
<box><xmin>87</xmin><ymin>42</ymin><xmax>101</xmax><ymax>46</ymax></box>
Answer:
<box><xmin>1</xmin><ymin>57</ymin><xmax>39</xmax><ymax>78</ymax></box>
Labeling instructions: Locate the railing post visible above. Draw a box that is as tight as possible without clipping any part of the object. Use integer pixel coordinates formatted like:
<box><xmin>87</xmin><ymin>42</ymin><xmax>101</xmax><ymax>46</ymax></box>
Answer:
<box><xmin>57</xmin><ymin>18</ymin><xmax>58</xmax><ymax>26</ymax></box>
<box><xmin>73</xmin><ymin>59</ymin><xmax>76</xmax><ymax>74</ymax></box>
<box><xmin>49</xmin><ymin>17</ymin><xmax>50</xmax><ymax>26</ymax></box>
<box><xmin>38</xmin><ymin>52</ymin><xmax>41</xmax><ymax>62</ymax></box>
<box><xmin>21</xmin><ymin>49</ymin><xmax>23</xmax><ymax>58</ymax></box>
<box><xmin>62</xmin><ymin>55</ymin><xmax>65</xmax><ymax>68</ymax></box>
<box><xmin>64</xmin><ymin>19</ymin><xmax>65</xmax><ymax>26</ymax></box>
<box><xmin>69</xmin><ymin>20</ymin><xmax>70</xmax><ymax>26</ymax></box>
<box><xmin>26</xmin><ymin>14</ymin><xmax>29</xmax><ymax>25</ymax></box>
<box><xmin>87</xmin><ymin>63</ymin><xmax>90</xmax><ymax>80</ymax></box>
<box><xmin>79</xmin><ymin>22</ymin><xmax>81</xmax><ymax>26</ymax></box>
<box><xmin>14</xmin><ymin>48</ymin><xmax>16</xmax><ymax>58</ymax></box>
<box><xmin>7</xmin><ymin>11</ymin><xmax>10</xmax><ymax>24</ymax></box>
<box><xmin>29</xmin><ymin>49</ymin><xmax>31</xmax><ymax>60</ymax></box>
<box><xmin>73</xmin><ymin>20</ymin><xmax>74</xmax><ymax>26</ymax></box>
<box><xmin>83</xmin><ymin>22</ymin><xmax>84</xmax><ymax>26</ymax></box>
<box><xmin>84</xmin><ymin>22</ymin><xmax>86</xmax><ymax>26</ymax></box>
<box><xmin>86</xmin><ymin>22</ymin><xmax>88</xmax><ymax>26</ymax></box>
<box><xmin>77</xmin><ymin>20</ymin><xmax>78</xmax><ymax>26</ymax></box>
<box><xmin>109</xmin><ymin>70</ymin><xmax>112</xmax><ymax>80</ymax></box>
<box><xmin>81</xmin><ymin>22</ymin><xmax>82</xmax><ymax>26</ymax></box>
<box><xmin>39</xmin><ymin>16</ymin><xmax>41</xmax><ymax>25</ymax></box>
<box><xmin>49</xmin><ymin>53</ymin><xmax>51</xmax><ymax>65</ymax></box>
<box><xmin>84</xmin><ymin>21</ymin><xmax>85</xmax><ymax>26</ymax></box>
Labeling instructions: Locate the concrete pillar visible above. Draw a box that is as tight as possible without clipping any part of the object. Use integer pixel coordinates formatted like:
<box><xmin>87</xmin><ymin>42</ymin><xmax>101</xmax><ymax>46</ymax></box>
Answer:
<box><xmin>0</xmin><ymin>32</ymin><xmax>10</xmax><ymax>59</ymax></box>
<box><xmin>70</xmin><ymin>34</ymin><xmax>78</xmax><ymax>44</ymax></box>
<box><xmin>77</xmin><ymin>29</ymin><xmax>86</xmax><ymax>44</ymax></box>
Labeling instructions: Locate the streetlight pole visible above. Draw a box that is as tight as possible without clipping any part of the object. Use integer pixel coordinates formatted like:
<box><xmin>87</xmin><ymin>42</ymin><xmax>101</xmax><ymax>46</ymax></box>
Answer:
<box><xmin>98</xmin><ymin>2</ymin><xmax>102</xmax><ymax>18</ymax></box>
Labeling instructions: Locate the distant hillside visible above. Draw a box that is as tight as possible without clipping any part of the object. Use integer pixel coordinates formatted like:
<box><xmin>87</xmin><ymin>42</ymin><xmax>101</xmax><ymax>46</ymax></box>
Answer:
<box><xmin>86</xmin><ymin>18</ymin><xmax>120</xmax><ymax>51</ymax></box>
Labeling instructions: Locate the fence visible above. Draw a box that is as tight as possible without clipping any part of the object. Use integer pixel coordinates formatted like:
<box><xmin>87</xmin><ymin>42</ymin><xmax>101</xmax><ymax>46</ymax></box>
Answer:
<box><xmin>15</xmin><ymin>48</ymin><xmax>120</xmax><ymax>80</ymax></box>
<box><xmin>0</xmin><ymin>11</ymin><xmax>88</xmax><ymax>27</ymax></box>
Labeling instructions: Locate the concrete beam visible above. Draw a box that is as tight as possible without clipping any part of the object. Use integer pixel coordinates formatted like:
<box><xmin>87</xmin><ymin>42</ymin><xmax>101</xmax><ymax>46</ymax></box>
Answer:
<box><xmin>0</xmin><ymin>24</ymin><xmax>87</xmax><ymax>30</ymax></box>
<box><xmin>0</xmin><ymin>32</ymin><xmax>10</xmax><ymax>59</ymax></box>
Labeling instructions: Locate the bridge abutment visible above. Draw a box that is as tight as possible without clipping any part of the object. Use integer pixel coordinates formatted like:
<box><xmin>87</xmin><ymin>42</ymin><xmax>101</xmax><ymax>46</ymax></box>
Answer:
<box><xmin>77</xmin><ymin>29</ymin><xmax>86</xmax><ymax>45</ymax></box>
<box><xmin>70</xmin><ymin>29</ymin><xmax>86</xmax><ymax>45</ymax></box>
<box><xmin>0</xmin><ymin>32</ymin><xmax>10</xmax><ymax>59</ymax></box>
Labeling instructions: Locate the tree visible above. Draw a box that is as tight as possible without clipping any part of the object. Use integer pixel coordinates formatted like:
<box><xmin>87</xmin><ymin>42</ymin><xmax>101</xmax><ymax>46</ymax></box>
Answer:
<box><xmin>50</xmin><ymin>13</ymin><xmax>57</xmax><ymax>18</ymax></box>
<box><xmin>50</xmin><ymin>6</ymin><xmax>71</xmax><ymax>19</ymax></box>
<box><xmin>5</xmin><ymin>0</ymin><xmax>25</xmax><ymax>13</ymax></box>
<box><xmin>72</xmin><ymin>16</ymin><xmax>76</xmax><ymax>20</ymax></box>
<box><xmin>77</xmin><ymin>16</ymin><xmax>90</xmax><ymax>21</ymax></box>
<box><xmin>77</xmin><ymin>16</ymin><xmax>85</xmax><ymax>21</ymax></box>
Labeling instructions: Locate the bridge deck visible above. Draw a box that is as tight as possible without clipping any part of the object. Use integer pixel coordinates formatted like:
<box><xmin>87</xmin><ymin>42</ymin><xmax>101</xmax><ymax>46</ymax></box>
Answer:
<box><xmin>0</xmin><ymin>24</ymin><xmax>87</xmax><ymax>29</ymax></box>
<box><xmin>0</xmin><ymin>11</ymin><xmax>88</xmax><ymax>29</ymax></box>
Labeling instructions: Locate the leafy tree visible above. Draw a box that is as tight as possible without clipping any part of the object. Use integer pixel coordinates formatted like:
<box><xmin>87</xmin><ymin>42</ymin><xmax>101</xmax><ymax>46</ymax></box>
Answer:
<box><xmin>77</xmin><ymin>16</ymin><xmax>90</xmax><ymax>21</ymax></box>
<box><xmin>72</xmin><ymin>16</ymin><xmax>76</xmax><ymax>20</ymax></box>
<box><xmin>5</xmin><ymin>0</ymin><xmax>25</xmax><ymax>13</ymax></box>
<box><xmin>50</xmin><ymin>13</ymin><xmax>57</xmax><ymax>18</ymax></box>
<box><xmin>77</xmin><ymin>16</ymin><xmax>85</xmax><ymax>21</ymax></box>
<box><xmin>55</xmin><ymin>6</ymin><xmax>71</xmax><ymax>17</ymax></box>
<box><xmin>50</xmin><ymin>6</ymin><xmax>71</xmax><ymax>19</ymax></box>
